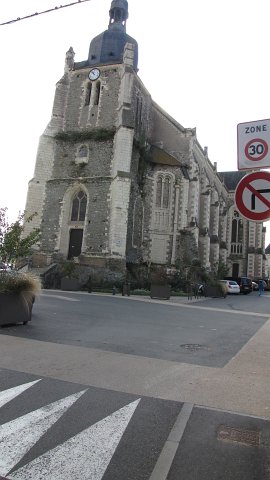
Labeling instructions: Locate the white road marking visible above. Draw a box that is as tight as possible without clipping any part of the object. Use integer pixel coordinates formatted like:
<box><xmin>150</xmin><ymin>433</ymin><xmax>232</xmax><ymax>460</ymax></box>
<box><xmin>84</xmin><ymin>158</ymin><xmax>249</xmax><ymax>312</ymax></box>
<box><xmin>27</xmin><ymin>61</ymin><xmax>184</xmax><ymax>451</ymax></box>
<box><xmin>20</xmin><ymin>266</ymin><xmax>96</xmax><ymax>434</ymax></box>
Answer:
<box><xmin>41</xmin><ymin>294</ymin><xmax>79</xmax><ymax>302</ymax></box>
<box><xmin>0</xmin><ymin>389</ymin><xmax>87</xmax><ymax>476</ymax></box>
<box><xmin>0</xmin><ymin>380</ymin><xmax>41</xmax><ymax>408</ymax></box>
<box><xmin>149</xmin><ymin>402</ymin><xmax>193</xmax><ymax>480</ymax></box>
<box><xmin>117</xmin><ymin>295</ymin><xmax>270</xmax><ymax>317</ymax></box>
<box><xmin>10</xmin><ymin>398</ymin><xmax>141</xmax><ymax>480</ymax></box>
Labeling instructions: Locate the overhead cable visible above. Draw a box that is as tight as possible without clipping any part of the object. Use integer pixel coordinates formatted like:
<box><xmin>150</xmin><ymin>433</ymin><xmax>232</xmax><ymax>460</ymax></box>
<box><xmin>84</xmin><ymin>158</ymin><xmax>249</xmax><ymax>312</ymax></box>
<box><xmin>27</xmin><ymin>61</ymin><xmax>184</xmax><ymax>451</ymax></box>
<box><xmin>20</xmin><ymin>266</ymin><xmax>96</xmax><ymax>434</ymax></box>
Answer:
<box><xmin>0</xmin><ymin>0</ymin><xmax>93</xmax><ymax>26</ymax></box>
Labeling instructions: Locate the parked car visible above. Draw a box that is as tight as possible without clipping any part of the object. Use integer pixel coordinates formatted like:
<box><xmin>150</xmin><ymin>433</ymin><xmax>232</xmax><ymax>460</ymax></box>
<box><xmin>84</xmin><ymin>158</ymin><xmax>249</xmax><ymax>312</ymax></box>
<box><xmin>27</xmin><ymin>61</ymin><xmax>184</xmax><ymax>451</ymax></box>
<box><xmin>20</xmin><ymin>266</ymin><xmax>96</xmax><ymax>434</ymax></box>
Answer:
<box><xmin>224</xmin><ymin>276</ymin><xmax>252</xmax><ymax>294</ymax></box>
<box><xmin>252</xmin><ymin>281</ymin><xmax>259</xmax><ymax>291</ymax></box>
<box><xmin>219</xmin><ymin>280</ymin><xmax>240</xmax><ymax>294</ymax></box>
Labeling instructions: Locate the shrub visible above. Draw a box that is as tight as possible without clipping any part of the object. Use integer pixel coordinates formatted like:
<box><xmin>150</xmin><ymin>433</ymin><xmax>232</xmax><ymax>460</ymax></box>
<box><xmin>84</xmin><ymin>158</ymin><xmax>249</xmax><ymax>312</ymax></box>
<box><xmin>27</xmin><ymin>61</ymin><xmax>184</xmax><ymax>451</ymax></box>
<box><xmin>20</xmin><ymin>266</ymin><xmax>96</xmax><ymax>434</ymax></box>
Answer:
<box><xmin>131</xmin><ymin>288</ymin><xmax>150</xmax><ymax>296</ymax></box>
<box><xmin>60</xmin><ymin>260</ymin><xmax>78</xmax><ymax>279</ymax></box>
<box><xmin>0</xmin><ymin>271</ymin><xmax>41</xmax><ymax>295</ymax></box>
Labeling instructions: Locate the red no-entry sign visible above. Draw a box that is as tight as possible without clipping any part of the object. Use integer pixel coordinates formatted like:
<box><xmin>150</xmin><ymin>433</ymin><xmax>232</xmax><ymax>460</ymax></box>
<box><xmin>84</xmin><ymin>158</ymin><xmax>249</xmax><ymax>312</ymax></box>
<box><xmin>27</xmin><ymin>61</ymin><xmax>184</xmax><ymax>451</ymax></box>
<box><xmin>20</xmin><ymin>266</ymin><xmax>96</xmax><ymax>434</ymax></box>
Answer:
<box><xmin>235</xmin><ymin>171</ymin><xmax>270</xmax><ymax>222</ymax></box>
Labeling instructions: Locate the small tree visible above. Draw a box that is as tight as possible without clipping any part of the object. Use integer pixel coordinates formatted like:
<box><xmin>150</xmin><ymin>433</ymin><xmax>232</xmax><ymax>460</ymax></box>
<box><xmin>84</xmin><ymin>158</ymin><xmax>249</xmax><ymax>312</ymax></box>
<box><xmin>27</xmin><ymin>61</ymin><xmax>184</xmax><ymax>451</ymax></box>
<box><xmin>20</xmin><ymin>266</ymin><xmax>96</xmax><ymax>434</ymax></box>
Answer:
<box><xmin>210</xmin><ymin>261</ymin><xmax>229</xmax><ymax>281</ymax></box>
<box><xmin>0</xmin><ymin>208</ymin><xmax>8</xmax><ymax>250</ymax></box>
<box><xmin>0</xmin><ymin>209</ymin><xmax>40</xmax><ymax>265</ymax></box>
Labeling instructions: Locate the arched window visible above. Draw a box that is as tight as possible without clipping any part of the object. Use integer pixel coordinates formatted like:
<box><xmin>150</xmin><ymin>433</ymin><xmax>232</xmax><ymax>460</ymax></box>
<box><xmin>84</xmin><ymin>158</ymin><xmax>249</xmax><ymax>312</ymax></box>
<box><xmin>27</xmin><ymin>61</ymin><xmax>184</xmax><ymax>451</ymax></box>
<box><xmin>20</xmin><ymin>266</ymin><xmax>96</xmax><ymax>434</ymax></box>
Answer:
<box><xmin>231</xmin><ymin>219</ymin><xmax>237</xmax><ymax>242</ymax></box>
<box><xmin>78</xmin><ymin>146</ymin><xmax>88</xmax><ymax>158</ymax></box>
<box><xmin>71</xmin><ymin>191</ymin><xmax>87</xmax><ymax>222</ymax></box>
<box><xmin>156</xmin><ymin>177</ymin><xmax>162</xmax><ymax>207</ymax></box>
<box><xmin>94</xmin><ymin>81</ymin><xmax>101</xmax><ymax>105</ymax></box>
<box><xmin>163</xmin><ymin>178</ymin><xmax>170</xmax><ymax>208</ymax></box>
<box><xmin>155</xmin><ymin>175</ymin><xmax>171</xmax><ymax>209</ymax></box>
<box><xmin>153</xmin><ymin>174</ymin><xmax>173</xmax><ymax>231</ymax></box>
<box><xmin>85</xmin><ymin>83</ymin><xmax>92</xmax><ymax>106</ymax></box>
<box><xmin>231</xmin><ymin>210</ymin><xmax>243</xmax><ymax>254</ymax></box>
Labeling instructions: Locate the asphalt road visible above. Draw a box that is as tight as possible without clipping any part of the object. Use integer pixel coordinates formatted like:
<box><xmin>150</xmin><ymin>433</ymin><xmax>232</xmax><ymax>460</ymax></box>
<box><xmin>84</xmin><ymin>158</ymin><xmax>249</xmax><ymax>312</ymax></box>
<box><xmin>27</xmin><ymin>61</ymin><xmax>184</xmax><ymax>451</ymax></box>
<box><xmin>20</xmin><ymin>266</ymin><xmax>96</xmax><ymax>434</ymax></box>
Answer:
<box><xmin>0</xmin><ymin>291</ymin><xmax>267</xmax><ymax>367</ymax></box>
<box><xmin>0</xmin><ymin>291</ymin><xmax>270</xmax><ymax>479</ymax></box>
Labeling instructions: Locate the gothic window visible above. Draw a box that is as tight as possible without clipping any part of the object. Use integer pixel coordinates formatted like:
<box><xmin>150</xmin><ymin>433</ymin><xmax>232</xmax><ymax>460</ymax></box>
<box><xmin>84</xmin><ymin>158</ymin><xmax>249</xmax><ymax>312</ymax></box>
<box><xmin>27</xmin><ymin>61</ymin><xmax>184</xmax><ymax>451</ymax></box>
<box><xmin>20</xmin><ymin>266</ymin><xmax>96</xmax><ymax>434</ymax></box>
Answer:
<box><xmin>85</xmin><ymin>83</ymin><xmax>92</xmax><ymax>106</ymax></box>
<box><xmin>231</xmin><ymin>219</ymin><xmax>237</xmax><ymax>242</ymax></box>
<box><xmin>78</xmin><ymin>146</ymin><xmax>88</xmax><ymax>158</ymax></box>
<box><xmin>71</xmin><ymin>191</ymin><xmax>87</xmax><ymax>222</ymax></box>
<box><xmin>153</xmin><ymin>174</ymin><xmax>173</xmax><ymax>231</ymax></box>
<box><xmin>231</xmin><ymin>210</ymin><xmax>243</xmax><ymax>254</ymax></box>
<box><xmin>163</xmin><ymin>178</ymin><xmax>170</xmax><ymax>208</ymax></box>
<box><xmin>94</xmin><ymin>81</ymin><xmax>101</xmax><ymax>105</ymax></box>
<box><xmin>156</xmin><ymin>177</ymin><xmax>162</xmax><ymax>207</ymax></box>
<box><xmin>155</xmin><ymin>175</ymin><xmax>171</xmax><ymax>209</ymax></box>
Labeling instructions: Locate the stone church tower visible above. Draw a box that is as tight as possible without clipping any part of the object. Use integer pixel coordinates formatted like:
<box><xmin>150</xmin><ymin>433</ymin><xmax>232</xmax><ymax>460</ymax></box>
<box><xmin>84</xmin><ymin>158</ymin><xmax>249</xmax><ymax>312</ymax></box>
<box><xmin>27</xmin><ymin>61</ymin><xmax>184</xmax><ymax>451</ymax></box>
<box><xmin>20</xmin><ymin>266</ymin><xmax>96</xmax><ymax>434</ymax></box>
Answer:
<box><xmin>24</xmin><ymin>0</ymin><xmax>266</xmax><ymax>282</ymax></box>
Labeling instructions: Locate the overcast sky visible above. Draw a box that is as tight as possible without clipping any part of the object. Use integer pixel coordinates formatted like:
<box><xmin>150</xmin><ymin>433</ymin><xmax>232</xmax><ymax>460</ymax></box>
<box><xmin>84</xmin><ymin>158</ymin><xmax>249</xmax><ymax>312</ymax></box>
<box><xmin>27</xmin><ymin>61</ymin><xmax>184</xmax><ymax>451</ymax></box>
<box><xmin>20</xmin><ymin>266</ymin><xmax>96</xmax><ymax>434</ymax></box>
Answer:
<box><xmin>1</xmin><ymin>0</ymin><xmax>270</xmax><ymax>241</ymax></box>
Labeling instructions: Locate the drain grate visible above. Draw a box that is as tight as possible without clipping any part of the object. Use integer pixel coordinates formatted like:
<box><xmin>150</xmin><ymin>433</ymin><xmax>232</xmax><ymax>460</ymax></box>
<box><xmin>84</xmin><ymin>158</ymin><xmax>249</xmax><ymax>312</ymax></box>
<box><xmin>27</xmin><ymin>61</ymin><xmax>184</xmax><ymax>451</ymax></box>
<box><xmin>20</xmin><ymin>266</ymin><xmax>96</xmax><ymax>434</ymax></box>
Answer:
<box><xmin>217</xmin><ymin>425</ymin><xmax>260</xmax><ymax>447</ymax></box>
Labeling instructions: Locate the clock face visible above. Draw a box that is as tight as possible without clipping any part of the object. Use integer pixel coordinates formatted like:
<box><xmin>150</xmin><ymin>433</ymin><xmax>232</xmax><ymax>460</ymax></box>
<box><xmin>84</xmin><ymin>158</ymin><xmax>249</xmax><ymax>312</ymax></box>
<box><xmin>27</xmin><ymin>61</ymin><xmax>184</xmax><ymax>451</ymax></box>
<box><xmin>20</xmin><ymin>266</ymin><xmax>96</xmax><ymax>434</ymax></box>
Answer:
<box><xmin>88</xmin><ymin>68</ymin><xmax>100</xmax><ymax>81</ymax></box>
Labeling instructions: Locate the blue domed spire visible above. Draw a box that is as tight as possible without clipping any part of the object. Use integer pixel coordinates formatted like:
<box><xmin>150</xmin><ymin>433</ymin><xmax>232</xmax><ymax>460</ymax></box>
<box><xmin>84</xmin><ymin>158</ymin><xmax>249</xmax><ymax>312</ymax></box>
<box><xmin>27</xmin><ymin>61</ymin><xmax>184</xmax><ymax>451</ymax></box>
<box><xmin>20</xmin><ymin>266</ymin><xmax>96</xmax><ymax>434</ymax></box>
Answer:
<box><xmin>88</xmin><ymin>0</ymin><xmax>138</xmax><ymax>69</ymax></box>
<box><xmin>108</xmin><ymin>0</ymin><xmax>128</xmax><ymax>31</ymax></box>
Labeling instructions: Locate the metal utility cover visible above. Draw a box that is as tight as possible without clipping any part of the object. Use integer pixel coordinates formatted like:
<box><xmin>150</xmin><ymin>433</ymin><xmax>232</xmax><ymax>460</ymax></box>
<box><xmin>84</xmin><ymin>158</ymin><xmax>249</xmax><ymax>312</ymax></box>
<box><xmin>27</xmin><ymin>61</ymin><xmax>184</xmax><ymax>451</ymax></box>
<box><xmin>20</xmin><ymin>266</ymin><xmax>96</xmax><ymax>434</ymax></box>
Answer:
<box><xmin>217</xmin><ymin>425</ymin><xmax>261</xmax><ymax>447</ymax></box>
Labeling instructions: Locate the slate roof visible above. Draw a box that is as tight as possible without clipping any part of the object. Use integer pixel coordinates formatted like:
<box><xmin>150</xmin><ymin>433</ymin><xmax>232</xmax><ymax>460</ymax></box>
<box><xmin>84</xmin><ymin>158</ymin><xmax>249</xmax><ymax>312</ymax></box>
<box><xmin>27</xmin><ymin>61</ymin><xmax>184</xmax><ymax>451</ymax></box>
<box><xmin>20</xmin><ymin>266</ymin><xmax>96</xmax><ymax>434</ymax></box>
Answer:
<box><xmin>265</xmin><ymin>244</ymin><xmax>270</xmax><ymax>254</ymax></box>
<box><xmin>218</xmin><ymin>171</ymin><xmax>249</xmax><ymax>191</ymax></box>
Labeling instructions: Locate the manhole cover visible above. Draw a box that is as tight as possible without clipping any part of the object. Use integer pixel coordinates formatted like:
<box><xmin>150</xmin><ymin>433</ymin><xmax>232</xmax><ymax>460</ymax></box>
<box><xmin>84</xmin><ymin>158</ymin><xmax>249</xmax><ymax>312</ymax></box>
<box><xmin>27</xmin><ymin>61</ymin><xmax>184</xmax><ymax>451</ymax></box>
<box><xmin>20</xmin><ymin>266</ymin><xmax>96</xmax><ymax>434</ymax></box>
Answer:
<box><xmin>217</xmin><ymin>425</ymin><xmax>260</xmax><ymax>446</ymax></box>
<box><xmin>180</xmin><ymin>344</ymin><xmax>207</xmax><ymax>351</ymax></box>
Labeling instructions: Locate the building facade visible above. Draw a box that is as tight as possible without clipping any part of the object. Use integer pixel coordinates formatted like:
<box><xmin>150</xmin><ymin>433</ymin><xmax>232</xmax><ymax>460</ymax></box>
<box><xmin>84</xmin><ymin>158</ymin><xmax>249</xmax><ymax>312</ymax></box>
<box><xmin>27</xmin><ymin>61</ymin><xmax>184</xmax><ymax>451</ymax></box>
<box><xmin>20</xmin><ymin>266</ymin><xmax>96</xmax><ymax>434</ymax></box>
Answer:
<box><xmin>24</xmin><ymin>0</ymin><xmax>266</xmax><ymax>281</ymax></box>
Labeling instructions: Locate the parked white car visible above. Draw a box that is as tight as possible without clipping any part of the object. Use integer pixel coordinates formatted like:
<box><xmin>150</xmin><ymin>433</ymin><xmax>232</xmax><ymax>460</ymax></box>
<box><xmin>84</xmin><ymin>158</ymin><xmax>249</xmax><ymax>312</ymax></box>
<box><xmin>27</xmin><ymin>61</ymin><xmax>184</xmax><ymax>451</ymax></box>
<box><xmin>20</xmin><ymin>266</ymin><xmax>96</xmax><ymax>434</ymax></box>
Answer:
<box><xmin>219</xmin><ymin>280</ymin><xmax>240</xmax><ymax>294</ymax></box>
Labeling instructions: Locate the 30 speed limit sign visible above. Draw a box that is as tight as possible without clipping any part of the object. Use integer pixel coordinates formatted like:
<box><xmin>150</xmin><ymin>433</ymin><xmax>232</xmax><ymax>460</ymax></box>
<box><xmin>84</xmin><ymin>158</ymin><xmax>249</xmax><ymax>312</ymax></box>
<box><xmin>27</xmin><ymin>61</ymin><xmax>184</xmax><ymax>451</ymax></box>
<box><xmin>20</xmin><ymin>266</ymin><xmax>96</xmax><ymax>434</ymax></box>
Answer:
<box><xmin>237</xmin><ymin>118</ymin><xmax>270</xmax><ymax>170</ymax></box>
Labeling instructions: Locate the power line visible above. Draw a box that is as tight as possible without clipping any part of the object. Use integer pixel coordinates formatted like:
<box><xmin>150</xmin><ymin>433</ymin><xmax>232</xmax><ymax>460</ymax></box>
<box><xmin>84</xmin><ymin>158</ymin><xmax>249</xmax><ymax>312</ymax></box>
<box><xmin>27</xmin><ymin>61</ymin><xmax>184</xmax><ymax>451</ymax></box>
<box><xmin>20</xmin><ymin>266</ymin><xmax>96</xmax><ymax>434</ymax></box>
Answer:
<box><xmin>0</xmin><ymin>0</ymin><xmax>93</xmax><ymax>26</ymax></box>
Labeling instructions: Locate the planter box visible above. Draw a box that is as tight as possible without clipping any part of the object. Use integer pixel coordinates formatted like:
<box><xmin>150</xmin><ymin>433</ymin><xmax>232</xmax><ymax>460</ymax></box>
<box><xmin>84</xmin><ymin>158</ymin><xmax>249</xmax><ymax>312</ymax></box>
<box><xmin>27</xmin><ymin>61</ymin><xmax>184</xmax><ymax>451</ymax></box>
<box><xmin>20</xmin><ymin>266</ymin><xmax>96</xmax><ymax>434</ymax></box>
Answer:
<box><xmin>150</xmin><ymin>284</ymin><xmax>171</xmax><ymax>300</ymax></box>
<box><xmin>60</xmin><ymin>277</ymin><xmax>80</xmax><ymax>291</ymax></box>
<box><xmin>0</xmin><ymin>292</ymin><xmax>34</xmax><ymax>326</ymax></box>
<box><xmin>204</xmin><ymin>285</ymin><xmax>226</xmax><ymax>298</ymax></box>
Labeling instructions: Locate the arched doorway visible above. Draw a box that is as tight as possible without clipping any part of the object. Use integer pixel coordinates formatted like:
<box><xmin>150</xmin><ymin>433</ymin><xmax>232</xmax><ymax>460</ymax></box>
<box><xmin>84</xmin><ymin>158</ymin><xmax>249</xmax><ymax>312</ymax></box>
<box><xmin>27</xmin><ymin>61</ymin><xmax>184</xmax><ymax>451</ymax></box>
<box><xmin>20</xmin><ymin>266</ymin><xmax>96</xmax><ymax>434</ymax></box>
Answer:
<box><xmin>68</xmin><ymin>229</ymin><xmax>83</xmax><ymax>259</ymax></box>
<box><xmin>232</xmin><ymin>263</ymin><xmax>239</xmax><ymax>278</ymax></box>
<box><xmin>67</xmin><ymin>190</ymin><xmax>87</xmax><ymax>259</ymax></box>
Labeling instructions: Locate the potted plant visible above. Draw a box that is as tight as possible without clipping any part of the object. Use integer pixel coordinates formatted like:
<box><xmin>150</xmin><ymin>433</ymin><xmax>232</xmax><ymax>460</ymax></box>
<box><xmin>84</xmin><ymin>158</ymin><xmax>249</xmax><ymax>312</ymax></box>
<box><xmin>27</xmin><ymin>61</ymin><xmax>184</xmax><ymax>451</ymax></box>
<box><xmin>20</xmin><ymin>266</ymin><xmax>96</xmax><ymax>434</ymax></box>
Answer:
<box><xmin>150</xmin><ymin>266</ymin><xmax>171</xmax><ymax>300</ymax></box>
<box><xmin>0</xmin><ymin>271</ymin><xmax>41</xmax><ymax>326</ymax></box>
<box><xmin>60</xmin><ymin>260</ymin><xmax>80</xmax><ymax>291</ymax></box>
<box><xmin>204</xmin><ymin>281</ymin><xmax>227</xmax><ymax>298</ymax></box>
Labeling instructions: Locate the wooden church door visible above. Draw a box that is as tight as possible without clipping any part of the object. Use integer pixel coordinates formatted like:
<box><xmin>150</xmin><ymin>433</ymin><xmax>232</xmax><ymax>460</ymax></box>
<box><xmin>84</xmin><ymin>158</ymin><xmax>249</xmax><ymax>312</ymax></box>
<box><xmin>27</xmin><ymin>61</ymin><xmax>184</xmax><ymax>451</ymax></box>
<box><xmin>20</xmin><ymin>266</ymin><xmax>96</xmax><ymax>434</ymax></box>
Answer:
<box><xmin>68</xmin><ymin>229</ymin><xmax>83</xmax><ymax>259</ymax></box>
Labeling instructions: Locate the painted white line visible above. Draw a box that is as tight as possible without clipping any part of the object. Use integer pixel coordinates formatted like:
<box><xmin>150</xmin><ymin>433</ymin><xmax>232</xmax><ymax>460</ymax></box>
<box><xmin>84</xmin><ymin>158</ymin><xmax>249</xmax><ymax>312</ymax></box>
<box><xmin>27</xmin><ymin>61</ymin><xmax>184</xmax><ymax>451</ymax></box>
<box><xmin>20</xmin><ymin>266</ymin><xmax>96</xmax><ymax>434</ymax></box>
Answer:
<box><xmin>99</xmin><ymin>294</ymin><xmax>270</xmax><ymax>318</ymax></box>
<box><xmin>41</xmin><ymin>294</ymin><xmax>79</xmax><ymax>302</ymax></box>
<box><xmin>149</xmin><ymin>403</ymin><xmax>193</xmax><ymax>480</ymax></box>
<box><xmin>10</xmin><ymin>398</ymin><xmax>141</xmax><ymax>480</ymax></box>
<box><xmin>0</xmin><ymin>389</ymin><xmax>87</xmax><ymax>476</ymax></box>
<box><xmin>0</xmin><ymin>380</ymin><xmax>41</xmax><ymax>408</ymax></box>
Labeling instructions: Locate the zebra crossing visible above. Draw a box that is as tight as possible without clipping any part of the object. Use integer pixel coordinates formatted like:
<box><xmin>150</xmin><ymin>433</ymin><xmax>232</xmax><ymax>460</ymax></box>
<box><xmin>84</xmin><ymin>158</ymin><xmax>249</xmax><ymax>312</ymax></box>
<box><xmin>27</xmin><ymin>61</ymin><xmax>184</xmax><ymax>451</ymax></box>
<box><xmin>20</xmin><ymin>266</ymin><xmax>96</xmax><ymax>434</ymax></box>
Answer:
<box><xmin>2</xmin><ymin>371</ymin><xmax>269</xmax><ymax>479</ymax></box>
<box><xmin>0</xmin><ymin>372</ymin><xmax>181</xmax><ymax>480</ymax></box>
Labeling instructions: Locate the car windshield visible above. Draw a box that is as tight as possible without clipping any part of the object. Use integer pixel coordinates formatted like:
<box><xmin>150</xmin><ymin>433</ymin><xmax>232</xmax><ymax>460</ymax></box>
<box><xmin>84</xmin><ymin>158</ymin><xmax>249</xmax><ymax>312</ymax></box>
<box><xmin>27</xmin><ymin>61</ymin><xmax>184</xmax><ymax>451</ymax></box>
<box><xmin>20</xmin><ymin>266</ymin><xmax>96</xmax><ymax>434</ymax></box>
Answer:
<box><xmin>229</xmin><ymin>281</ymin><xmax>238</xmax><ymax>285</ymax></box>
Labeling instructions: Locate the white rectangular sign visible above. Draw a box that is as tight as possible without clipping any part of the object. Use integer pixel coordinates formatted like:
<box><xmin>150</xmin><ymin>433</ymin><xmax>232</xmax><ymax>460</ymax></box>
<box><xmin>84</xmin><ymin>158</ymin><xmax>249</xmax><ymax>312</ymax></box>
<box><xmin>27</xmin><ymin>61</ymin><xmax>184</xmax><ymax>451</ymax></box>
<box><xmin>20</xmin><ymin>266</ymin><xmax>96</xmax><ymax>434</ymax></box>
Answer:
<box><xmin>237</xmin><ymin>118</ymin><xmax>270</xmax><ymax>170</ymax></box>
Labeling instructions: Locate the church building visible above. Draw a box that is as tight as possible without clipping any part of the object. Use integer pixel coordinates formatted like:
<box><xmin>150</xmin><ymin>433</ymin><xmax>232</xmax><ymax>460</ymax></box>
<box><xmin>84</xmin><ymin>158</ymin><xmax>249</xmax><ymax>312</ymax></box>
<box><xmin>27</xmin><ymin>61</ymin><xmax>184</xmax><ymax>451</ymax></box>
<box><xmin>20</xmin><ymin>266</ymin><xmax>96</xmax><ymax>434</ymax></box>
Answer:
<box><xmin>24</xmin><ymin>0</ymin><xmax>266</xmax><ymax>282</ymax></box>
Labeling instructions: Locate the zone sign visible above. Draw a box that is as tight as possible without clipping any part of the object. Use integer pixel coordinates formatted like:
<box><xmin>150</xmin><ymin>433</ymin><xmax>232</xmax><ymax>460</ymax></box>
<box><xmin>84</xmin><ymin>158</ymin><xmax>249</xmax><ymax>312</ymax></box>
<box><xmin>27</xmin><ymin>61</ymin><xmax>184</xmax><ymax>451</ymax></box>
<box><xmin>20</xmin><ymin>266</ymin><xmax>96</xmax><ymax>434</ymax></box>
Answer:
<box><xmin>237</xmin><ymin>118</ymin><xmax>270</xmax><ymax>170</ymax></box>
